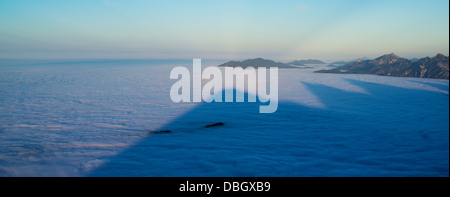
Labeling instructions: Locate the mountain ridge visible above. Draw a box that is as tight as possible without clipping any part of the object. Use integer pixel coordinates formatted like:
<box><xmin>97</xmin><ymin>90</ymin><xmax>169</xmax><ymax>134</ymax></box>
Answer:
<box><xmin>316</xmin><ymin>53</ymin><xmax>449</xmax><ymax>79</ymax></box>
<box><xmin>289</xmin><ymin>59</ymin><xmax>326</xmax><ymax>65</ymax></box>
<box><xmin>218</xmin><ymin>58</ymin><xmax>297</xmax><ymax>68</ymax></box>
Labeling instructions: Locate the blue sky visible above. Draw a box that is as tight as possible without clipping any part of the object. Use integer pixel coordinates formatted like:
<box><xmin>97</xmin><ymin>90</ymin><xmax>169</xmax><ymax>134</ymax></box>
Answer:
<box><xmin>0</xmin><ymin>0</ymin><xmax>448</xmax><ymax>61</ymax></box>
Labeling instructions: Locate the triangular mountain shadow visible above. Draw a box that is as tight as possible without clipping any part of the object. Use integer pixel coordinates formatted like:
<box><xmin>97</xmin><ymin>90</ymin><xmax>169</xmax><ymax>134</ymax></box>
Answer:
<box><xmin>90</xmin><ymin>82</ymin><xmax>448</xmax><ymax>177</ymax></box>
<box><xmin>406</xmin><ymin>80</ymin><xmax>449</xmax><ymax>93</ymax></box>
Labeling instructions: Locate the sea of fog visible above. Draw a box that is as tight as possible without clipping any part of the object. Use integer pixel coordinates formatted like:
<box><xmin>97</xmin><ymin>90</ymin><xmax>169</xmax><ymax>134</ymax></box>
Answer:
<box><xmin>0</xmin><ymin>59</ymin><xmax>448</xmax><ymax>176</ymax></box>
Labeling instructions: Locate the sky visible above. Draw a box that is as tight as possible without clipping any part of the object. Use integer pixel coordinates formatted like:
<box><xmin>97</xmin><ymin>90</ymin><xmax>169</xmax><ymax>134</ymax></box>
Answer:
<box><xmin>0</xmin><ymin>0</ymin><xmax>448</xmax><ymax>61</ymax></box>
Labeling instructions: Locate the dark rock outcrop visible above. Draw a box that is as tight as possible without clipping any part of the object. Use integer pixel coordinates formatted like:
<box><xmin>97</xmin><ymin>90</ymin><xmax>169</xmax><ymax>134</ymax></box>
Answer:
<box><xmin>205</xmin><ymin>122</ymin><xmax>224</xmax><ymax>128</ymax></box>
<box><xmin>149</xmin><ymin>130</ymin><xmax>172</xmax><ymax>134</ymax></box>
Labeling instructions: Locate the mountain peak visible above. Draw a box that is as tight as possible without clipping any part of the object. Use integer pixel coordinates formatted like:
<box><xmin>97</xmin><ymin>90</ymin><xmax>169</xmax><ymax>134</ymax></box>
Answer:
<box><xmin>372</xmin><ymin>53</ymin><xmax>403</xmax><ymax>65</ymax></box>
<box><xmin>241</xmin><ymin>58</ymin><xmax>274</xmax><ymax>64</ymax></box>
<box><xmin>433</xmin><ymin>53</ymin><xmax>447</xmax><ymax>59</ymax></box>
<box><xmin>385</xmin><ymin>53</ymin><xmax>400</xmax><ymax>59</ymax></box>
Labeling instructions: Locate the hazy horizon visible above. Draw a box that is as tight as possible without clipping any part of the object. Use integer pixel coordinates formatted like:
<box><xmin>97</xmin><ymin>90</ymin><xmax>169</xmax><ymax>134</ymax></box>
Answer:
<box><xmin>0</xmin><ymin>52</ymin><xmax>447</xmax><ymax>64</ymax></box>
<box><xmin>0</xmin><ymin>0</ymin><xmax>449</xmax><ymax>61</ymax></box>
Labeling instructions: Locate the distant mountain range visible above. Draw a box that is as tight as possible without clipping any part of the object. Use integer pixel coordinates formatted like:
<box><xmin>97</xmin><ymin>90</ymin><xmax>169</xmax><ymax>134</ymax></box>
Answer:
<box><xmin>330</xmin><ymin>61</ymin><xmax>347</xmax><ymax>65</ymax></box>
<box><xmin>316</xmin><ymin>53</ymin><xmax>449</xmax><ymax>79</ymax></box>
<box><xmin>327</xmin><ymin>61</ymin><xmax>347</xmax><ymax>68</ymax></box>
<box><xmin>218</xmin><ymin>58</ymin><xmax>327</xmax><ymax>68</ymax></box>
<box><xmin>218</xmin><ymin>58</ymin><xmax>297</xmax><ymax>68</ymax></box>
<box><xmin>289</xmin><ymin>59</ymin><xmax>326</xmax><ymax>65</ymax></box>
